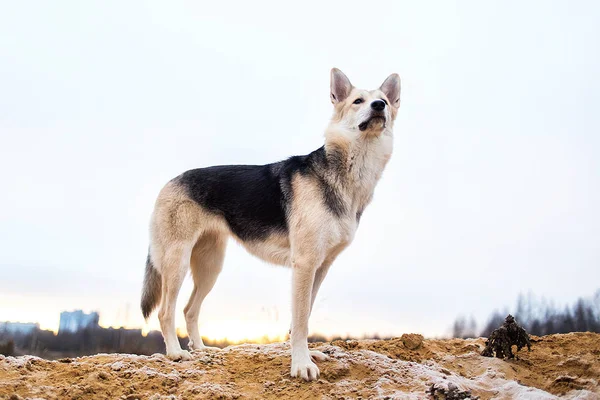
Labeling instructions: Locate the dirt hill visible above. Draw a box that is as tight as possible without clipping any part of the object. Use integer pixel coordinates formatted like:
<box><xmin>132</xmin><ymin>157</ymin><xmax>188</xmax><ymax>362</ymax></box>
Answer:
<box><xmin>1</xmin><ymin>332</ymin><xmax>599</xmax><ymax>399</ymax></box>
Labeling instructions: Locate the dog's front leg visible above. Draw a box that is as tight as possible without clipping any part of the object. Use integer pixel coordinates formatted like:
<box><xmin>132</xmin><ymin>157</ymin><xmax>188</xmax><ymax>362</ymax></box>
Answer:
<box><xmin>290</xmin><ymin>259</ymin><xmax>320</xmax><ymax>381</ymax></box>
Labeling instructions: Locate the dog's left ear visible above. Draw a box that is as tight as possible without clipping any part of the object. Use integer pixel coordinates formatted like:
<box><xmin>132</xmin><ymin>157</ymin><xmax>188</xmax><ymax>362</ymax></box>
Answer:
<box><xmin>380</xmin><ymin>73</ymin><xmax>401</xmax><ymax>109</ymax></box>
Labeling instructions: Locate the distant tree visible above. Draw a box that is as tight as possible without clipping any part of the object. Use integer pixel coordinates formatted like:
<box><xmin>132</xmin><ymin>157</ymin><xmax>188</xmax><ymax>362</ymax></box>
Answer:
<box><xmin>481</xmin><ymin>311</ymin><xmax>505</xmax><ymax>337</ymax></box>
<box><xmin>542</xmin><ymin>307</ymin><xmax>556</xmax><ymax>335</ymax></box>
<box><xmin>452</xmin><ymin>316</ymin><xmax>466</xmax><ymax>338</ymax></box>
<box><xmin>586</xmin><ymin>306</ymin><xmax>600</xmax><ymax>333</ymax></box>
<box><xmin>529</xmin><ymin>319</ymin><xmax>542</xmax><ymax>336</ymax></box>
<box><xmin>468</xmin><ymin>316</ymin><xmax>477</xmax><ymax>337</ymax></box>
<box><xmin>573</xmin><ymin>299</ymin><xmax>589</xmax><ymax>332</ymax></box>
<box><xmin>557</xmin><ymin>307</ymin><xmax>576</xmax><ymax>333</ymax></box>
<box><xmin>0</xmin><ymin>340</ymin><xmax>14</xmax><ymax>356</ymax></box>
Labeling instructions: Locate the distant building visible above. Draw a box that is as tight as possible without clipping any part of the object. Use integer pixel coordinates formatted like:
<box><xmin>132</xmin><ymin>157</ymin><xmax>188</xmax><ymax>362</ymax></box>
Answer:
<box><xmin>59</xmin><ymin>310</ymin><xmax>100</xmax><ymax>333</ymax></box>
<box><xmin>0</xmin><ymin>321</ymin><xmax>40</xmax><ymax>335</ymax></box>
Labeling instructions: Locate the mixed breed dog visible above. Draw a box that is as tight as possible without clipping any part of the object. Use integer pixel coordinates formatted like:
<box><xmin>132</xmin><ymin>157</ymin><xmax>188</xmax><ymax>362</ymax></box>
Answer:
<box><xmin>141</xmin><ymin>68</ymin><xmax>401</xmax><ymax>381</ymax></box>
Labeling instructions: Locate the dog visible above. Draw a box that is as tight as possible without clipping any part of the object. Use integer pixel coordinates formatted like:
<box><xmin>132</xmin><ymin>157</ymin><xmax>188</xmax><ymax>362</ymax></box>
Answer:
<box><xmin>141</xmin><ymin>68</ymin><xmax>400</xmax><ymax>381</ymax></box>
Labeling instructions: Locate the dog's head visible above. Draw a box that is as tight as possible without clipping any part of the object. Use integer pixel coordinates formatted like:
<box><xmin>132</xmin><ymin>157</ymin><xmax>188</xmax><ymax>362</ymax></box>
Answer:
<box><xmin>329</xmin><ymin>68</ymin><xmax>400</xmax><ymax>136</ymax></box>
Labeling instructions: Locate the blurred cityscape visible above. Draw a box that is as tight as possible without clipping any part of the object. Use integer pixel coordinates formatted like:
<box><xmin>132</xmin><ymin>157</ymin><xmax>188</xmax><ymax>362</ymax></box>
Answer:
<box><xmin>0</xmin><ymin>310</ymin><xmax>168</xmax><ymax>359</ymax></box>
<box><xmin>0</xmin><ymin>310</ymin><xmax>345</xmax><ymax>359</ymax></box>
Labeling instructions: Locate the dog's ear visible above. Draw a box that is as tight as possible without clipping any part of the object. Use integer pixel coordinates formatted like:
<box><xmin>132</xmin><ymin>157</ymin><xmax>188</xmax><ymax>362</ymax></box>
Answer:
<box><xmin>330</xmin><ymin>68</ymin><xmax>353</xmax><ymax>104</ymax></box>
<box><xmin>380</xmin><ymin>73</ymin><xmax>401</xmax><ymax>109</ymax></box>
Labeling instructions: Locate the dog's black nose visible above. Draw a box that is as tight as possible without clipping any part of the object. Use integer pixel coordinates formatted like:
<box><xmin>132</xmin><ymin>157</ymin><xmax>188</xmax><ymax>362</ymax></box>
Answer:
<box><xmin>371</xmin><ymin>100</ymin><xmax>385</xmax><ymax>111</ymax></box>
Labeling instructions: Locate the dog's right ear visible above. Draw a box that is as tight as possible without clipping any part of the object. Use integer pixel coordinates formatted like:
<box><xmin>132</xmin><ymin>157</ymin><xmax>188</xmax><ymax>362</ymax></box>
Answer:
<box><xmin>330</xmin><ymin>68</ymin><xmax>353</xmax><ymax>104</ymax></box>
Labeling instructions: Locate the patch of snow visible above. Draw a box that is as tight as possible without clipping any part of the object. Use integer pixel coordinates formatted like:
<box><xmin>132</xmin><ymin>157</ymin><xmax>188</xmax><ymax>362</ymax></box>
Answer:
<box><xmin>148</xmin><ymin>395</ymin><xmax>180</xmax><ymax>400</ymax></box>
<box><xmin>562</xmin><ymin>390</ymin><xmax>600</xmax><ymax>400</ymax></box>
<box><xmin>2</xmin><ymin>355</ymin><xmax>43</xmax><ymax>368</ymax></box>
<box><xmin>181</xmin><ymin>368</ymin><xmax>206</xmax><ymax>377</ymax></box>
<box><xmin>109</xmin><ymin>361</ymin><xmax>127</xmax><ymax>371</ymax></box>
<box><xmin>122</xmin><ymin>365</ymin><xmax>180</xmax><ymax>382</ymax></box>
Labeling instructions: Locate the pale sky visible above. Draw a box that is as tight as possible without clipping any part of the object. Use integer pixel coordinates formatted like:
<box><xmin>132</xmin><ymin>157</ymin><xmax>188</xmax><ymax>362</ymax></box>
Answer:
<box><xmin>1</xmin><ymin>1</ymin><xmax>599</xmax><ymax>340</ymax></box>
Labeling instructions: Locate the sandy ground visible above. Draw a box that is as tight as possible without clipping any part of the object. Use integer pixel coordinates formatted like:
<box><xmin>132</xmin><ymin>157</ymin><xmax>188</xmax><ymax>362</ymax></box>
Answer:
<box><xmin>0</xmin><ymin>332</ymin><xmax>599</xmax><ymax>399</ymax></box>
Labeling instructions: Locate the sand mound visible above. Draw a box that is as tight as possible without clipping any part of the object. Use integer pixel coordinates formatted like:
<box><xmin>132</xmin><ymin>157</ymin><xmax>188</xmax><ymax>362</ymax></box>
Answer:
<box><xmin>1</xmin><ymin>333</ymin><xmax>598</xmax><ymax>399</ymax></box>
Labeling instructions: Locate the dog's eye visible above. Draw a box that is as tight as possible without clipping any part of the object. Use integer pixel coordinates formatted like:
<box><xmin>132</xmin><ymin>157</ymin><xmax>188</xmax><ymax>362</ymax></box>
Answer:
<box><xmin>353</xmin><ymin>98</ymin><xmax>364</xmax><ymax>105</ymax></box>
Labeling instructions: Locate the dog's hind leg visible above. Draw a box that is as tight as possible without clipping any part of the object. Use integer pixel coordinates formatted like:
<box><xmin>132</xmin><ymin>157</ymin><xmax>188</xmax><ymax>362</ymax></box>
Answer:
<box><xmin>157</xmin><ymin>240</ymin><xmax>196</xmax><ymax>361</ymax></box>
<box><xmin>184</xmin><ymin>232</ymin><xmax>227</xmax><ymax>351</ymax></box>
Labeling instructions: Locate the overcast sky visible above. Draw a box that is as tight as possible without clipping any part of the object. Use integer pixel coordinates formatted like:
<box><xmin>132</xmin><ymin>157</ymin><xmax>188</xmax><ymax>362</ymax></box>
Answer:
<box><xmin>1</xmin><ymin>1</ymin><xmax>599</xmax><ymax>339</ymax></box>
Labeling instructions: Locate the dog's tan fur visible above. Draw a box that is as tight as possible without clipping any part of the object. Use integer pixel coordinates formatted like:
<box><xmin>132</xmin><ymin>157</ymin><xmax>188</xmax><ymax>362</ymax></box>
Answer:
<box><xmin>143</xmin><ymin>68</ymin><xmax>400</xmax><ymax>381</ymax></box>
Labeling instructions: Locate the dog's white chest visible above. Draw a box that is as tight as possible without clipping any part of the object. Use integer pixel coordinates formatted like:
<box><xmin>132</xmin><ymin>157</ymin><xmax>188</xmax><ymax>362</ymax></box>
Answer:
<box><xmin>348</xmin><ymin>134</ymin><xmax>392</xmax><ymax>215</ymax></box>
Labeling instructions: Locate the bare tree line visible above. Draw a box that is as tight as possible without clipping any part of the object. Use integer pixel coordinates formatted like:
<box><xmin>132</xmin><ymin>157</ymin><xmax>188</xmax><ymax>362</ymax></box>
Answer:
<box><xmin>452</xmin><ymin>290</ymin><xmax>600</xmax><ymax>338</ymax></box>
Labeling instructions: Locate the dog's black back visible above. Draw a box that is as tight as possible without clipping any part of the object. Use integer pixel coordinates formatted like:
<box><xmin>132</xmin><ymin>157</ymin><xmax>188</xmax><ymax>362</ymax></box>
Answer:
<box><xmin>177</xmin><ymin>146</ymin><xmax>340</xmax><ymax>241</ymax></box>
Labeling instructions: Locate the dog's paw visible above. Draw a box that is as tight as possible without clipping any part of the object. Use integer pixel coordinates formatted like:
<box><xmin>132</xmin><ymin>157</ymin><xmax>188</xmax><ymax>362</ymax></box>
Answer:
<box><xmin>189</xmin><ymin>341</ymin><xmax>221</xmax><ymax>352</ymax></box>
<box><xmin>166</xmin><ymin>349</ymin><xmax>193</xmax><ymax>361</ymax></box>
<box><xmin>190</xmin><ymin>344</ymin><xmax>221</xmax><ymax>352</ymax></box>
<box><xmin>291</xmin><ymin>357</ymin><xmax>320</xmax><ymax>381</ymax></box>
<box><xmin>309</xmin><ymin>350</ymin><xmax>329</xmax><ymax>362</ymax></box>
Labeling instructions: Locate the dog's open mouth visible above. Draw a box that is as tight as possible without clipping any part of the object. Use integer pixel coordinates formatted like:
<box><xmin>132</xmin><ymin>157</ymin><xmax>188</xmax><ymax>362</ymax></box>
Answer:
<box><xmin>358</xmin><ymin>115</ymin><xmax>386</xmax><ymax>131</ymax></box>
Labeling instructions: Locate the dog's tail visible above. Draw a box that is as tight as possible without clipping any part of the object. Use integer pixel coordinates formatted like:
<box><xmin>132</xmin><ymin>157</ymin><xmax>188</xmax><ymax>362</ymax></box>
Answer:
<box><xmin>141</xmin><ymin>250</ymin><xmax>162</xmax><ymax>319</ymax></box>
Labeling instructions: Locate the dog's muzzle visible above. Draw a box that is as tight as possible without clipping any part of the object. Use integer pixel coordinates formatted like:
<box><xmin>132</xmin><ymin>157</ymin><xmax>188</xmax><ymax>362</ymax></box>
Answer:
<box><xmin>358</xmin><ymin>113</ymin><xmax>386</xmax><ymax>131</ymax></box>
